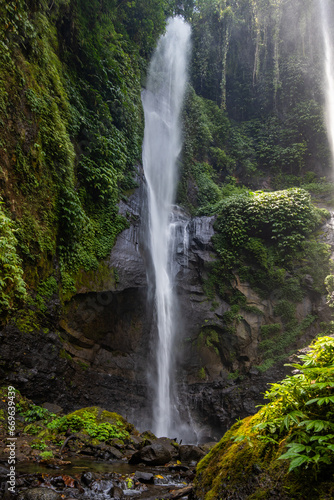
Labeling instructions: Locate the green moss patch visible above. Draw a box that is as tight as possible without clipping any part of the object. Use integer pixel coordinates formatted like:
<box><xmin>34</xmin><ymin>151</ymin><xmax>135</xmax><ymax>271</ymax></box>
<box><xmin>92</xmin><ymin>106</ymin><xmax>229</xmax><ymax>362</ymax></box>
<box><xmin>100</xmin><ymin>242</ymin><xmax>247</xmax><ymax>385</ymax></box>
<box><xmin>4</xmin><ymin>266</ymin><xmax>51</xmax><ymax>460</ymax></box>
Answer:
<box><xmin>194</xmin><ymin>336</ymin><xmax>334</xmax><ymax>499</ymax></box>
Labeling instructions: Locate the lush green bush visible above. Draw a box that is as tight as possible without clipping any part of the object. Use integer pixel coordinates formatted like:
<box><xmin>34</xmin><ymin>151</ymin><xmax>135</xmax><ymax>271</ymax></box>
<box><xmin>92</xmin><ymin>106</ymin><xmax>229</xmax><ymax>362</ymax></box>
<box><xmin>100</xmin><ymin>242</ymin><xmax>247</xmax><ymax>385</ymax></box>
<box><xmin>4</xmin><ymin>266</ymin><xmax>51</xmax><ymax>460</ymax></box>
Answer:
<box><xmin>194</xmin><ymin>336</ymin><xmax>334</xmax><ymax>500</ymax></box>
<box><xmin>255</xmin><ymin>336</ymin><xmax>334</xmax><ymax>473</ymax></box>
<box><xmin>0</xmin><ymin>203</ymin><xmax>26</xmax><ymax>312</ymax></box>
<box><xmin>18</xmin><ymin>403</ymin><xmax>55</xmax><ymax>424</ymax></box>
<box><xmin>47</xmin><ymin>409</ymin><xmax>130</xmax><ymax>442</ymax></box>
<box><xmin>214</xmin><ymin>188</ymin><xmax>321</xmax><ymax>256</ymax></box>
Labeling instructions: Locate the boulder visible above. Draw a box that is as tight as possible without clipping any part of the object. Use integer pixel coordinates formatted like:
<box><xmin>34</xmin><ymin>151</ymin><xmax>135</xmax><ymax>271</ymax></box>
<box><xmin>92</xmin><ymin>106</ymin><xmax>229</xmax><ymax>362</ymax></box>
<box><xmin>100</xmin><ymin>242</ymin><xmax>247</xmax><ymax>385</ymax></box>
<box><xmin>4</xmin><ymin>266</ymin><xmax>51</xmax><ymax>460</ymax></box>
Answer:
<box><xmin>18</xmin><ymin>489</ymin><xmax>62</xmax><ymax>500</ymax></box>
<box><xmin>134</xmin><ymin>471</ymin><xmax>154</xmax><ymax>483</ymax></box>
<box><xmin>129</xmin><ymin>442</ymin><xmax>172</xmax><ymax>465</ymax></box>
<box><xmin>81</xmin><ymin>471</ymin><xmax>94</xmax><ymax>486</ymax></box>
<box><xmin>179</xmin><ymin>445</ymin><xmax>206</xmax><ymax>463</ymax></box>
<box><xmin>108</xmin><ymin>485</ymin><xmax>123</xmax><ymax>499</ymax></box>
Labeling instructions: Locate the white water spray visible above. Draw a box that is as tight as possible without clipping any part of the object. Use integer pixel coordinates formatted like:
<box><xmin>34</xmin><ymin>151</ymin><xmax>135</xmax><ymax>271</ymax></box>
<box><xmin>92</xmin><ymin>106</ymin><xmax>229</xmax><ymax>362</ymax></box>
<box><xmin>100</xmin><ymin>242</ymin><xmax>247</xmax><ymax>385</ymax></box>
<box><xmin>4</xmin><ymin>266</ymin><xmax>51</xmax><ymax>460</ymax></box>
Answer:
<box><xmin>321</xmin><ymin>0</ymin><xmax>334</xmax><ymax>165</ymax></box>
<box><xmin>142</xmin><ymin>18</ymin><xmax>191</xmax><ymax>437</ymax></box>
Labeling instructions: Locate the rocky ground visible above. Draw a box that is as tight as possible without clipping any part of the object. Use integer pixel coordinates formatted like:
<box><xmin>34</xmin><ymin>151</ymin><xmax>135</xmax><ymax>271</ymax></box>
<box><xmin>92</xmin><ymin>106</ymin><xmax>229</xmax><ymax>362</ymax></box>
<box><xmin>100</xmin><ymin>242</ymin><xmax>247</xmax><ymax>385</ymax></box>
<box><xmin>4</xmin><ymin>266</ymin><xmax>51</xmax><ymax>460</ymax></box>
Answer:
<box><xmin>0</xmin><ymin>391</ymin><xmax>215</xmax><ymax>500</ymax></box>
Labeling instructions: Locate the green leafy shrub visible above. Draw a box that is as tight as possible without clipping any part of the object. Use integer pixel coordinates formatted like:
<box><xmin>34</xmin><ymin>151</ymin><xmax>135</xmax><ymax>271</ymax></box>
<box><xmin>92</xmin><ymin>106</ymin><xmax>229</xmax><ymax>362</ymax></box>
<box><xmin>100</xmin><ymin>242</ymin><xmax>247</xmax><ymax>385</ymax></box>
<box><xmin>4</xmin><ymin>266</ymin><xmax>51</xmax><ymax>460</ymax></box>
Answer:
<box><xmin>260</xmin><ymin>323</ymin><xmax>281</xmax><ymax>337</ymax></box>
<box><xmin>31</xmin><ymin>440</ymin><xmax>47</xmax><ymax>450</ymax></box>
<box><xmin>0</xmin><ymin>203</ymin><xmax>27</xmax><ymax>312</ymax></box>
<box><xmin>255</xmin><ymin>336</ymin><xmax>334</xmax><ymax>473</ymax></box>
<box><xmin>47</xmin><ymin>408</ymin><xmax>131</xmax><ymax>443</ymax></box>
<box><xmin>19</xmin><ymin>404</ymin><xmax>55</xmax><ymax>423</ymax></box>
<box><xmin>273</xmin><ymin>300</ymin><xmax>296</xmax><ymax>323</ymax></box>
<box><xmin>214</xmin><ymin>188</ymin><xmax>321</xmax><ymax>256</ymax></box>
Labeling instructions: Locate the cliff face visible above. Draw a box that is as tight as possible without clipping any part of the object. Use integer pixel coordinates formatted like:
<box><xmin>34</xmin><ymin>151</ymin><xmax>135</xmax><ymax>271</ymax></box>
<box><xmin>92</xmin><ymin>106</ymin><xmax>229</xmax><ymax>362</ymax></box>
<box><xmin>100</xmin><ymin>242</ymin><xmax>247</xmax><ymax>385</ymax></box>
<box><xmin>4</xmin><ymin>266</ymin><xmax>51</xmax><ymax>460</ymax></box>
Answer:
<box><xmin>1</xmin><ymin>0</ymin><xmax>334</xmax><ymax>441</ymax></box>
<box><xmin>1</xmin><ymin>173</ymin><xmax>331</xmax><ymax>440</ymax></box>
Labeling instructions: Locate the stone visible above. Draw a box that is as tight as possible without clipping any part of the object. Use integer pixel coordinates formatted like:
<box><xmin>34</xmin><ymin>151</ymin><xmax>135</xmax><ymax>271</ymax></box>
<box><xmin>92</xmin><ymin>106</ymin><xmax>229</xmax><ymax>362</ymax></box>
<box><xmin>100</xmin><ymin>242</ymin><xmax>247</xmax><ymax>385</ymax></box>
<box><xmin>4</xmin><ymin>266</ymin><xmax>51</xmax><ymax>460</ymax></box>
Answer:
<box><xmin>199</xmin><ymin>442</ymin><xmax>217</xmax><ymax>454</ymax></box>
<box><xmin>18</xmin><ymin>488</ymin><xmax>62</xmax><ymax>500</ymax></box>
<box><xmin>129</xmin><ymin>442</ymin><xmax>172</xmax><ymax>465</ymax></box>
<box><xmin>249</xmin><ymin>367</ymin><xmax>260</xmax><ymax>376</ymax></box>
<box><xmin>134</xmin><ymin>471</ymin><xmax>154</xmax><ymax>483</ymax></box>
<box><xmin>179</xmin><ymin>445</ymin><xmax>206</xmax><ymax>463</ymax></box>
<box><xmin>81</xmin><ymin>471</ymin><xmax>94</xmax><ymax>486</ymax></box>
<box><xmin>0</xmin><ymin>466</ymin><xmax>9</xmax><ymax>476</ymax></box>
<box><xmin>108</xmin><ymin>485</ymin><xmax>123</xmax><ymax>499</ymax></box>
<box><xmin>42</xmin><ymin>403</ymin><xmax>63</xmax><ymax>414</ymax></box>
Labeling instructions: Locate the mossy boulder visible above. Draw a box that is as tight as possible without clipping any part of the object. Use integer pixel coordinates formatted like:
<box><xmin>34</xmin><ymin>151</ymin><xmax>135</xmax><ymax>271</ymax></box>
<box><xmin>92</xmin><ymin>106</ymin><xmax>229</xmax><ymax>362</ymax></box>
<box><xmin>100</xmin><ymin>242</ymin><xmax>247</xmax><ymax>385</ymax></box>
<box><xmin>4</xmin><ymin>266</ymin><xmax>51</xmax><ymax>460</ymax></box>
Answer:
<box><xmin>67</xmin><ymin>406</ymin><xmax>134</xmax><ymax>432</ymax></box>
<box><xmin>194</xmin><ymin>336</ymin><xmax>334</xmax><ymax>499</ymax></box>
<box><xmin>194</xmin><ymin>415</ymin><xmax>334</xmax><ymax>499</ymax></box>
<box><xmin>47</xmin><ymin>406</ymin><xmax>136</xmax><ymax>444</ymax></box>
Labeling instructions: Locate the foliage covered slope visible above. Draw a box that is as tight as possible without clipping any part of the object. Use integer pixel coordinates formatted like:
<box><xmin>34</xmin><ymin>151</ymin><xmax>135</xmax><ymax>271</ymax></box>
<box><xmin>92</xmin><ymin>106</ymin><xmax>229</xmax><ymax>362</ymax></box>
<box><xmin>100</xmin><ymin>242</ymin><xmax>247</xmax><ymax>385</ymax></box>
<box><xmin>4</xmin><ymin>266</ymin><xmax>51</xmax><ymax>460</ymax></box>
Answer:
<box><xmin>194</xmin><ymin>335</ymin><xmax>334</xmax><ymax>499</ymax></box>
<box><xmin>0</xmin><ymin>0</ymin><xmax>172</xmax><ymax>319</ymax></box>
<box><xmin>0</xmin><ymin>0</ymin><xmax>333</xmax><ymax>384</ymax></box>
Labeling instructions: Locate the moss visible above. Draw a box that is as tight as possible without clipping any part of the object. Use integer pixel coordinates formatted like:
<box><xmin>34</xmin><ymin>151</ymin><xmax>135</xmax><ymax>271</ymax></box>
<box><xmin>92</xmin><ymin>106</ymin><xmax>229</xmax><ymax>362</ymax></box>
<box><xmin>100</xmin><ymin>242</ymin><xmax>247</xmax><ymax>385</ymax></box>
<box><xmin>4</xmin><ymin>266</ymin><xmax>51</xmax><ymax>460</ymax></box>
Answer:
<box><xmin>195</xmin><ymin>337</ymin><xmax>334</xmax><ymax>498</ymax></box>
<box><xmin>76</xmin><ymin>360</ymin><xmax>89</xmax><ymax>371</ymax></box>
<box><xmin>73</xmin><ymin>261</ymin><xmax>117</xmax><ymax>295</ymax></box>
<box><xmin>13</xmin><ymin>309</ymin><xmax>41</xmax><ymax>333</ymax></box>
<box><xmin>194</xmin><ymin>413</ymin><xmax>292</xmax><ymax>499</ymax></box>
<box><xmin>59</xmin><ymin>349</ymin><xmax>71</xmax><ymax>361</ymax></box>
<box><xmin>62</xmin><ymin>406</ymin><xmax>135</xmax><ymax>438</ymax></box>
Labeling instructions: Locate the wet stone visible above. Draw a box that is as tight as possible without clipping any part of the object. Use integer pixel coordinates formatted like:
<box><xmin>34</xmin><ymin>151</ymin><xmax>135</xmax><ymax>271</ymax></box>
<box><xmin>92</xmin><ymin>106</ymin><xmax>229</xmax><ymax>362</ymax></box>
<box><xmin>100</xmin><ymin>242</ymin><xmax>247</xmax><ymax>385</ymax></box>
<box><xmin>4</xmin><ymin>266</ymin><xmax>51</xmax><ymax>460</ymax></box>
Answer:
<box><xmin>108</xmin><ymin>484</ymin><xmax>123</xmax><ymax>499</ymax></box>
<box><xmin>129</xmin><ymin>442</ymin><xmax>172</xmax><ymax>466</ymax></box>
<box><xmin>81</xmin><ymin>471</ymin><xmax>94</xmax><ymax>486</ymax></box>
<box><xmin>134</xmin><ymin>471</ymin><xmax>154</xmax><ymax>484</ymax></box>
<box><xmin>18</xmin><ymin>488</ymin><xmax>63</xmax><ymax>500</ymax></box>
<box><xmin>179</xmin><ymin>445</ymin><xmax>205</xmax><ymax>463</ymax></box>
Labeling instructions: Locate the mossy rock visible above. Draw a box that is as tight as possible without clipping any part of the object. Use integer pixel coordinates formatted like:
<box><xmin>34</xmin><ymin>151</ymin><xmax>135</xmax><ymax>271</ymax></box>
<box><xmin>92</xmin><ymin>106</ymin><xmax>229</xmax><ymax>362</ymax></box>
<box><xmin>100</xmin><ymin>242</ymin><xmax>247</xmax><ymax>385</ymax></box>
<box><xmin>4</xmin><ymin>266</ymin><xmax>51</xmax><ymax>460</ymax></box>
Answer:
<box><xmin>194</xmin><ymin>414</ymin><xmax>334</xmax><ymax>499</ymax></box>
<box><xmin>67</xmin><ymin>407</ymin><xmax>135</xmax><ymax>434</ymax></box>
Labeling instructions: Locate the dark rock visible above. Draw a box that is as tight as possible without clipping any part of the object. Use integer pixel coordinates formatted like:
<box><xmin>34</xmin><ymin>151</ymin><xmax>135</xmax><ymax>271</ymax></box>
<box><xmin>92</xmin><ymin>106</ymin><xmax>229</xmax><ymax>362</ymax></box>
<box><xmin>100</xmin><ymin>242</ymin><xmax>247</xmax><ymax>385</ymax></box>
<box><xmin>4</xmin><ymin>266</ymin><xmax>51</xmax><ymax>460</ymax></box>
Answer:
<box><xmin>155</xmin><ymin>437</ymin><xmax>179</xmax><ymax>459</ymax></box>
<box><xmin>170</xmin><ymin>485</ymin><xmax>193</xmax><ymax>499</ymax></box>
<box><xmin>140</xmin><ymin>430</ymin><xmax>157</xmax><ymax>444</ymax></box>
<box><xmin>108</xmin><ymin>485</ymin><xmax>123</xmax><ymax>499</ymax></box>
<box><xmin>248</xmin><ymin>367</ymin><xmax>260</xmax><ymax>377</ymax></box>
<box><xmin>110</xmin><ymin>438</ymin><xmax>124</xmax><ymax>449</ymax></box>
<box><xmin>303</xmin><ymin>274</ymin><xmax>314</xmax><ymax>288</ymax></box>
<box><xmin>129</xmin><ymin>442</ymin><xmax>172</xmax><ymax>465</ymax></box>
<box><xmin>81</xmin><ymin>471</ymin><xmax>94</xmax><ymax>486</ymax></box>
<box><xmin>179</xmin><ymin>445</ymin><xmax>206</xmax><ymax>463</ymax></box>
<box><xmin>130</xmin><ymin>435</ymin><xmax>144</xmax><ymax>449</ymax></box>
<box><xmin>107</xmin><ymin>446</ymin><xmax>123</xmax><ymax>460</ymax></box>
<box><xmin>18</xmin><ymin>488</ymin><xmax>62</xmax><ymax>500</ymax></box>
<box><xmin>134</xmin><ymin>471</ymin><xmax>154</xmax><ymax>483</ymax></box>
<box><xmin>169</xmin><ymin>465</ymin><xmax>189</xmax><ymax>472</ymax></box>
<box><xmin>42</xmin><ymin>403</ymin><xmax>63</xmax><ymax>414</ymax></box>
<box><xmin>0</xmin><ymin>466</ymin><xmax>9</xmax><ymax>476</ymax></box>
<box><xmin>90</xmin><ymin>480</ymin><xmax>114</xmax><ymax>495</ymax></box>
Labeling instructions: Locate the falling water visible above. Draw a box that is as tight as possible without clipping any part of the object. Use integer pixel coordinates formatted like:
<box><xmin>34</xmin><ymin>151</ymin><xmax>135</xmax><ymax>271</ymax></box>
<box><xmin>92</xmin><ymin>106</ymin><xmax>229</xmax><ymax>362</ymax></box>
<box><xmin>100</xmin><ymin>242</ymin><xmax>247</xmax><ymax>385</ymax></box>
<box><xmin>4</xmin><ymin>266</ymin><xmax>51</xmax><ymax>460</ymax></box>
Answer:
<box><xmin>142</xmin><ymin>18</ymin><xmax>191</xmax><ymax>437</ymax></box>
<box><xmin>321</xmin><ymin>0</ymin><xmax>334</xmax><ymax>165</ymax></box>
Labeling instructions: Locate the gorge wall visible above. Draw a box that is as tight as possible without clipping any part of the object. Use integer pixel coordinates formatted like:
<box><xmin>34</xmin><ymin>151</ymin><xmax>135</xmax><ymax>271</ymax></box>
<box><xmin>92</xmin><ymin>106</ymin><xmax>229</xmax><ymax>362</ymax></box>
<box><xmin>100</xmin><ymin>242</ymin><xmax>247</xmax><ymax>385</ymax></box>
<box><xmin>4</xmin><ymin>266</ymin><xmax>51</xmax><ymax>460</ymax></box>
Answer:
<box><xmin>1</xmin><ymin>0</ymin><xmax>334</xmax><ymax>443</ymax></box>
<box><xmin>1</xmin><ymin>170</ymin><xmax>332</xmax><ymax>441</ymax></box>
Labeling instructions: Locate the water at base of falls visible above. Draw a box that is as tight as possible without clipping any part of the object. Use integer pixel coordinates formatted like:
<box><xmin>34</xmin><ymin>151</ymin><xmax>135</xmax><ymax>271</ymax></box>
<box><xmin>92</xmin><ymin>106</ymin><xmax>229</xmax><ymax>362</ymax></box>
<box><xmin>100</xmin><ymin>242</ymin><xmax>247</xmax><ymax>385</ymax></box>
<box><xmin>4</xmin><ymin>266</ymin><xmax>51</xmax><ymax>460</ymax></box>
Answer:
<box><xmin>142</xmin><ymin>17</ymin><xmax>191</xmax><ymax>438</ymax></box>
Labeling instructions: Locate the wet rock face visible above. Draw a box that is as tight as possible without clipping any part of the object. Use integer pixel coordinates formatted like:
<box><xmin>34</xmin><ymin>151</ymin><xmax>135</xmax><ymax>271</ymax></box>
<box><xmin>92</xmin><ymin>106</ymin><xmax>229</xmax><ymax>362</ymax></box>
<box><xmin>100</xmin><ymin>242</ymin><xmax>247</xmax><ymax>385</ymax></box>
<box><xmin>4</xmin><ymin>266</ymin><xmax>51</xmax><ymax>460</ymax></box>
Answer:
<box><xmin>1</xmin><ymin>173</ymin><xmax>333</xmax><ymax>440</ymax></box>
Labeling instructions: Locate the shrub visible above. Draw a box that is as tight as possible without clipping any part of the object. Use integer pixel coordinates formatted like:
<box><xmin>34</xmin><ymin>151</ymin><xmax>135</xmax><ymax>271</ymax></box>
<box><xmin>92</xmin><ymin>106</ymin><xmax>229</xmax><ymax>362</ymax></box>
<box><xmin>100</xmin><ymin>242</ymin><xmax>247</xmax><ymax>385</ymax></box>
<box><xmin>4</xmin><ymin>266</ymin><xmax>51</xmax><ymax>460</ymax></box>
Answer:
<box><xmin>255</xmin><ymin>336</ymin><xmax>334</xmax><ymax>473</ymax></box>
<box><xmin>0</xmin><ymin>203</ymin><xmax>27</xmax><ymax>312</ymax></box>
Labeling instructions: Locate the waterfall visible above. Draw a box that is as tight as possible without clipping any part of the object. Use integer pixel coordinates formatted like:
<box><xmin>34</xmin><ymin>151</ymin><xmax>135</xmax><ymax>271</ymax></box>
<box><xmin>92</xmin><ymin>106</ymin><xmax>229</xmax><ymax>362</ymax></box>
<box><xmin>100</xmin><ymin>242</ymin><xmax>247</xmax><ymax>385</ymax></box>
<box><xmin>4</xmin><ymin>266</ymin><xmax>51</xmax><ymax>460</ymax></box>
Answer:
<box><xmin>142</xmin><ymin>17</ymin><xmax>191</xmax><ymax>438</ymax></box>
<box><xmin>321</xmin><ymin>0</ymin><xmax>334</xmax><ymax>165</ymax></box>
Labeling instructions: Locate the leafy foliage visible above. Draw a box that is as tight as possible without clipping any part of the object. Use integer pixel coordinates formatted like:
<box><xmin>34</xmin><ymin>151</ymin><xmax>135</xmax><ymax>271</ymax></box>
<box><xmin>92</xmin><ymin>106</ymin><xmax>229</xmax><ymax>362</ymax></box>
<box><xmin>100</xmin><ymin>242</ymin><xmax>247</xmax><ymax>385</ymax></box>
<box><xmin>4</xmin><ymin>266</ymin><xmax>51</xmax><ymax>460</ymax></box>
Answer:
<box><xmin>194</xmin><ymin>336</ymin><xmax>334</xmax><ymax>499</ymax></box>
<box><xmin>47</xmin><ymin>409</ymin><xmax>131</xmax><ymax>443</ymax></box>
<box><xmin>254</xmin><ymin>336</ymin><xmax>334</xmax><ymax>473</ymax></box>
<box><xmin>213</xmin><ymin>188</ymin><xmax>321</xmax><ymax>255</ymax></box>
<box><xmin>0</xmin><ymin>0</ymin><xmax>171</xmax><ymax>313</ymax></box>
<box><xmin>18</xmin><ymin>403</ymin><xmax>55</xmax><ymax>424</ymax></box>
<box><xmin>0</xmin><ymin>202</ymin><xmax>26</xmax><ymax>313</ymax></box>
